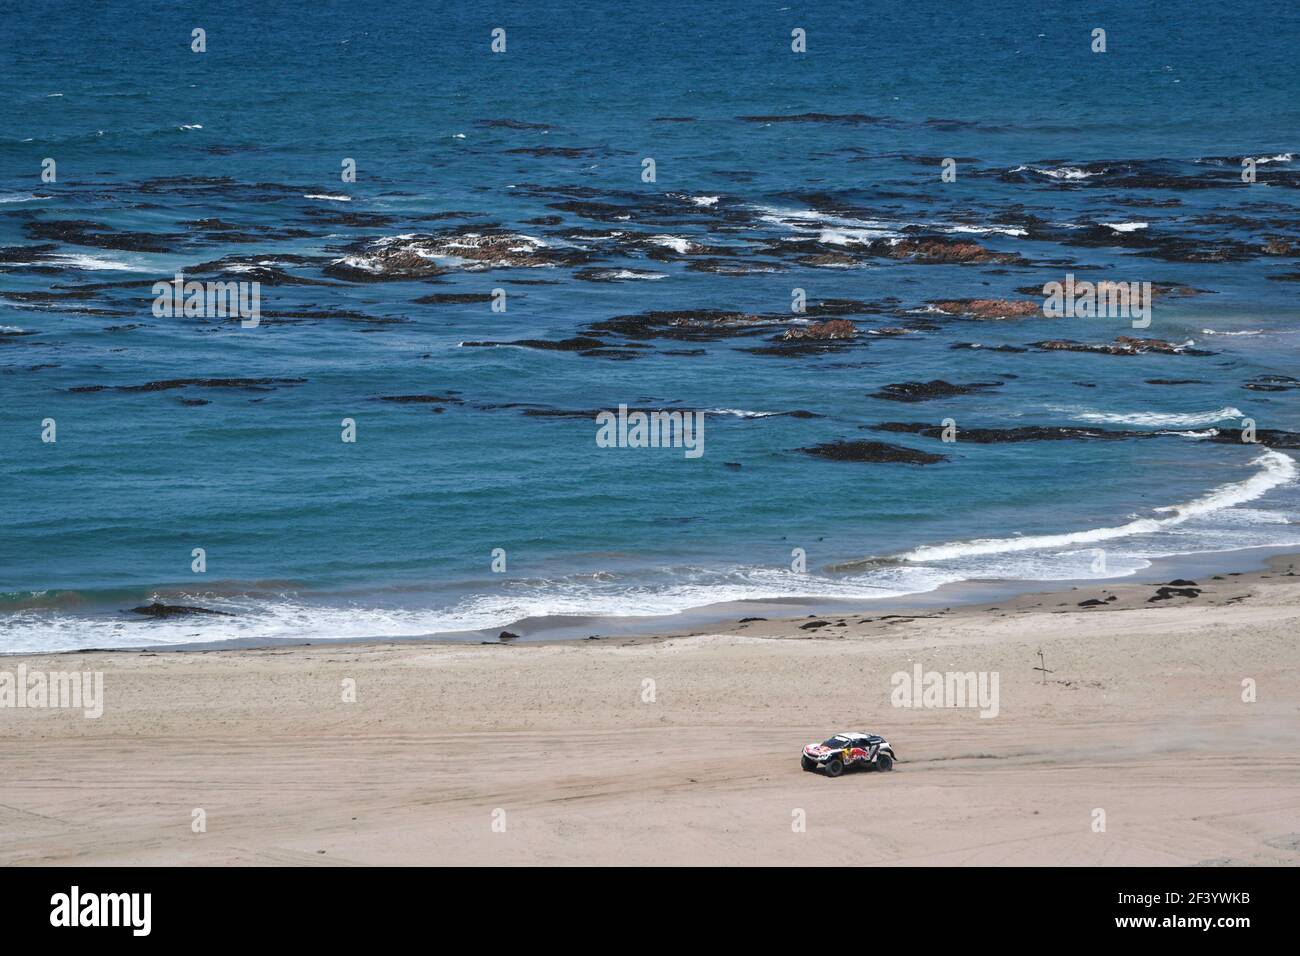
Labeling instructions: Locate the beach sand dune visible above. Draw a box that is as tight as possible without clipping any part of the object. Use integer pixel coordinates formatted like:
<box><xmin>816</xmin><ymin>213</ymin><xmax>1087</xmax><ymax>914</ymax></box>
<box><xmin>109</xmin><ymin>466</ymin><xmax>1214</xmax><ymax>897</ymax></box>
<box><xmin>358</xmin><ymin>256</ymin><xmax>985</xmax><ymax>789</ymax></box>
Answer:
<box><xmin>2</xmin><ymin>563</ymin><xmax>1298</xmax><ymax>866</ymax></box>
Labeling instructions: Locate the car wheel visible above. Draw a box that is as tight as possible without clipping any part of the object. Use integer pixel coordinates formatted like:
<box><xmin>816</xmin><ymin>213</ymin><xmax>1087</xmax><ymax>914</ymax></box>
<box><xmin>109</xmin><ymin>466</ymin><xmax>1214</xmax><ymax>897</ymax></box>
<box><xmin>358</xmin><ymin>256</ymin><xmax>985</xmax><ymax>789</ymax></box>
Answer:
<box><xmin>876</xmin><ymin>753</ymin><xmax>894</xmax><ymax>772</ymax></box>
<box><xmin>824</xmin><ymin>758</ymin><xmax>844</xmax><ymax>778</ymax></box>
<box><xmin>801</xmin><ymin>755</ymin><xmax>816</xmax><ymax>772</ymax></box>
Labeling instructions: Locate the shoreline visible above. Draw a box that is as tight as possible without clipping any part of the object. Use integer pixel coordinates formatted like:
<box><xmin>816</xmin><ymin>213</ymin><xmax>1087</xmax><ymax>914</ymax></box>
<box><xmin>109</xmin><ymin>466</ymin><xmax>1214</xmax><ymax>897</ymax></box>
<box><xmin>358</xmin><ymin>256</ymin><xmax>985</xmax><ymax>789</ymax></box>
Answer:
<box><xmin>9</xmin><ymin>544</ymin><xmax>1299</xmax><ymax>656</ymax></box>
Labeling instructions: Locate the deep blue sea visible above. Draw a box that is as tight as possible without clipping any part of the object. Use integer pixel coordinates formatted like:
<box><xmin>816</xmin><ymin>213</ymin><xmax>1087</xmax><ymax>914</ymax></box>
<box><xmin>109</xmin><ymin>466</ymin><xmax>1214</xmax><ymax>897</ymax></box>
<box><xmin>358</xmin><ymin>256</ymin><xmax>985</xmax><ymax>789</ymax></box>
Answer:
<box><xmin>2</xmin><ymin>1</ymin><xmax>1298</xmax><ymax>650</ymax></box>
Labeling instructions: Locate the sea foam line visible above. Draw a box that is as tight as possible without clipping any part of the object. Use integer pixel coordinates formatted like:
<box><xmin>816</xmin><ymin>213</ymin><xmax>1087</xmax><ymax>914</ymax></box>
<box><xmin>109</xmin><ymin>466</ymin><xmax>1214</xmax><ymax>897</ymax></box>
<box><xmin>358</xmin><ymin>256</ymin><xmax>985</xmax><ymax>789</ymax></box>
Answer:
<box><xmin>1062</xmin><ymin>406</ymin><xmax>1244</xmax><ymax>427</ymax></box>
<box><xmin>900</xmin><ymin>450</ymin><xmax>1296</xmax><ymax>562</ymax></box>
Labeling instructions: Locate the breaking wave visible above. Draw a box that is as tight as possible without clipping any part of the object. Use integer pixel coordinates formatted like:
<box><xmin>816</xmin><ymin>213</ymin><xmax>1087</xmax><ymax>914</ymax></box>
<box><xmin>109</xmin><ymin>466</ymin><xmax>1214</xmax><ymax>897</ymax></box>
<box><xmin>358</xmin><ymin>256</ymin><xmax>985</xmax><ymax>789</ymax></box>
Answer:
<box><xmin>899</xmin><ymin>450</ymin><xmax>1296</xmax><ymax>562</ymax></box>
<box><xmin>1061</xmin><ymin>406</ymin><xmax>1245</xmax><ymax>427</ymax></box>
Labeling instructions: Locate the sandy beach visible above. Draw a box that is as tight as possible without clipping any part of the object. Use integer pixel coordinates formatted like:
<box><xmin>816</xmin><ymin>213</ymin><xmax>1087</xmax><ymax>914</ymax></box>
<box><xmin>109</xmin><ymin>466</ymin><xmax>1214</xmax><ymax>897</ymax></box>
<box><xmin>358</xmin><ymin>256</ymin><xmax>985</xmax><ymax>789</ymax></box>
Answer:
<box><xmin>2</xmin><ymin>556</ymin><xmax>1298</xmax><ymax>867</ymax></box>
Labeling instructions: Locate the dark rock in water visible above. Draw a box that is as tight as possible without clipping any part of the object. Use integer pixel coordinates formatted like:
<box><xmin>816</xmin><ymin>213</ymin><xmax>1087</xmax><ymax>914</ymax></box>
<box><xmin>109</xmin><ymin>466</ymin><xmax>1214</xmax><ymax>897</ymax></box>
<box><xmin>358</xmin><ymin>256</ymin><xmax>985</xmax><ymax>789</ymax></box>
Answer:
<box><xmin>885</xmin><ymin>238</ymin><xmax>1023</xmax><ymax>265</ymax></box>
<box><xmin>476</xmin><ymin>118</ymin><xmax>553</xmax><ymax>131</ymax></box>
<box><xmin>413</xmin><ymin>292</ymin><xmax>495</xmax><ymax>304</ymax></box>
<box><xmin>254</xmin><ymin>308</ymin><xmax>405</xmax><ymax>326</ymax></box>
<box><xmin>578</xmin><ymin>348</ymin><xmax>643</xmax><ymax>360</ymax></box>
<box><xmin>375</xmin><ymin>394</ymin><xmax>463</xmax><ymax>404</ymax></box>
<box><xmin>799</xmin><ymin>440</ymin><xmax>946</xmax><ymax>464</ymax></box>
<box><xmin>1205</xmin><ymin>427</ymin><xmax>1300</xmax><ymax>449</ymax></box>
<box><xmin>684</xmin><ymin>257</ymin><xmax>785</xmax><ymax>275</ymax></box>
<box><xmin>71</xmin><ymin>377</ymin><xmax>307</xmax><ymax>394</ymax></box>
<box><xmin>1148</xmin><ymin>586</ymin><xmax>1200</xmax><ymax>602</ymax></box>
<box><xmin>1242</xmin><ymin>374</ymin><xmax>1300</xmax><ymax>392</ymax></box>
<box><xmin>870</xmin><ymin>380</ymin><xmax>1003</xmax><ymax>402</ymax></box>
<box><xmin>573</xmin><ymin>267</ymin><xmax>667</xmax><ymax>282</ymax></box>
<box><xmin>781</xmin><ymin>319</ymin><xmax>856</xmax><ymax>341</ymax></box>
<box><xmin>189</xmin><ymin>253</ymin><xmax>335</xmax><ymax>286</ymax></box>
<box><xmin>179</xmin><ymin>398</ymin><xmax>210</xmax><ymax>406</ymax></box>
<box><xmin>498</xmin><ymin>630</ymin><xmax>521</xmax><ymax>641</ymax></box>
<box><xmin>6</xmin><ymin>289</ymin><xmax>97</xmax><ymax>302</ymax></box>
<box><xmin>738</xmin><ymin>616</ymin><xmax>766</xmax><ymax>622</ymax></box>
<box><xmin>950</xmin><ymin>343</ymin><xmax>1029</xmax><ymax>353</ymax></box>
<box><xmin>804</xmin><ymin>298</ymin><xmax>884</xmax><ymax>317</ymax></box>
<box><xmin>462</xmin><ymin>336</ymin><xmax>610</xmax><ymax>352</ymax></box>
<box><xmin>796</xmin><ymin>252</ymin><xmax>861</xmax><ymax>268</ymax></box>
<box><xmin>119</xmin><ymin>377</ymin><xmax>306</xmax><ymax>393</ymax></box>
<box><xmin>1146</xmin><ymin>378</ymin><xmax>1204</xmax><ymax>385</ymax></box>
<box><xmin>506</xmin><ymin>146</ymin><xmax>599</xmax><ymax>158</ymax></box>
<box><xmin>586</xmin><ymin>309</ymin><xmax>782</xmax><ymax>343</ymax></box>
<box><xmin>0</xmin><ymin>242</ymin><xmax>60</xmax><ymax>263</ymax></box>
<box><xmin>25</xmin><ymin>219</ymin><xmax>180</xmax><ymax>253</ymax></box>
<box><xmin>738</xmin><ymin>112</ymin><xmax>893</xmax><ymax>126</ymax></box>
<box><xmin>324</xmin><ymin>229</ymin><xmax>589</xmax><ymax>281</ymax></box>
<box><xmin>869</xmin><ymin>422</ymin><xmax>1154</xmax><ymax>443</ymax></box>
<box><xmin>130</xmin><ymin>602</ymin><xmax>232</xmax><ymax>618</ymax></box>
<box><xmin>929</xmin><ymin>298</ymin><xmax>1041</xmax><ymax>319</ymax></box>
<box><xmin>724</xmin><ymin>462</ymin><xmax>742</xmax><ymax>470</ymax></box>
<box><xmin>1031</xmin><ymin>336</ymin><xmax>1212</xmax><ymax>357</ymax></box>
<box><xmin>546</xmin><ymin>199</ymin><xmax>637</xmax><ymax>221</ymax></box>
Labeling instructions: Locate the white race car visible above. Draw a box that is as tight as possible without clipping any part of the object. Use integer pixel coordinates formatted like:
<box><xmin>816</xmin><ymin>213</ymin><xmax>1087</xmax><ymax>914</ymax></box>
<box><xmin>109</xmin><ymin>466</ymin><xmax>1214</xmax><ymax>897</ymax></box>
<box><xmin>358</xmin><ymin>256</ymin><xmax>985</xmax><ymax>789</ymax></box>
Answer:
<box><xmin>801</xmin><ymin>732</ymin><xmax>897</xmax><ymax>777</ymax></box>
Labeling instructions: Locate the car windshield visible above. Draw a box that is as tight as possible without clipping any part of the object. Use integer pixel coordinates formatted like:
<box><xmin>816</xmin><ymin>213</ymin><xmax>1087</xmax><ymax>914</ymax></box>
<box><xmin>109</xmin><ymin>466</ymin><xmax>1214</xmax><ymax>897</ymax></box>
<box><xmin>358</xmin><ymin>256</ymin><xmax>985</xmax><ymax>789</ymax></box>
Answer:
<box><xmin>822</xmin><ymin>736</ymin><xmax>852</xmax><ymax>747</ymax></box>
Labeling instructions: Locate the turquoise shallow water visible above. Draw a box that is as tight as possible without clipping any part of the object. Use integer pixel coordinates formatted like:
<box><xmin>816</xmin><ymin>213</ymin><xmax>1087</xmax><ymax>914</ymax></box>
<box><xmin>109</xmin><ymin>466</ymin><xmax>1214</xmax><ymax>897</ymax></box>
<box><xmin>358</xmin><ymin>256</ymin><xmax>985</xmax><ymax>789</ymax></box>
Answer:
<box><xmin>1</xmin><ymin>1</ymin><xmax>1298</xmax><ymax>649</ymax></box>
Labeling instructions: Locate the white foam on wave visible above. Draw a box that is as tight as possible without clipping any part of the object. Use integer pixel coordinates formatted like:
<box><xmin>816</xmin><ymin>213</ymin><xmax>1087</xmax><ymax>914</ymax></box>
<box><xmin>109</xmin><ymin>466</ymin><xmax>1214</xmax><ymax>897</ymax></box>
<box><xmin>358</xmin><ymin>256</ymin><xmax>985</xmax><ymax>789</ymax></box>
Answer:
<box><xmin>944</xmin><ymin>224</ymin><xmax>1028</xmax><ymax>237</ymax></box>
<box><xmin>1011</xmin><ymin>164</ymin><xmax>1105</xmax><ymax>180</ymax></box>
<box><xmin>1060</xmin><ymin>405</ymin><xmax>1244</xmax><ymax>427</ymax></box>
<box><xmin>667</xmin><ymin>192</ymin><xmax>720</xmax><ymax>207</ymax></box>
<box><xmin>706</xmin><ymin>408</ymin><xmax>778</xmax><ymax>418</ymax></box>
<box><xmin>756</xmin><ymin>204</ymin><xmax>1028</xmax><ymax>243</ymax></box>
<box><xmin>0</xmin><ymin>193</ymin><xmax>49</xmax><ymax>204</ymax></box>
<box><xmin>818</xmin><ymin>227</ymin><xmax>893</xmax><ymax>245</ymax></box>
<box><xmin>1103</xmin><ymin>221</ymin><xmax>1148</xmax><ymax>232</ymax></box>
<box><xmin>0</xmin><ymin>564</ymin><xmax>966</xmax><ymax>653</ymax></box>
<box><xmin>304</xmin><ymin>193</ymin><xmax>351</xmax><ymax>201</ymax></box>
<box><xmin>1160</xmin><ymin>429</ymin><xmax>1219</xmax><ymax>439</ymax></box>
<box><xmin>40</xmin><ymin>254</ymin><xmax>137</xmax><ymax>271</ymax></box>
<box><xmin>590</xmin><ymin>268</ymin><xmax>668</xmax><ymax>280</ymax></box>
<box><xmin>648</xmin><ymin>235</ymin><xmax>695</xmax><ymax>254</ymax></box>
<box><xmin>900</xmin><ymin>450</ymin><xmax>1297</xmax><ymax>563</ymax></box>
<box><xmin>752</xmin><ymin>204</ymin><xmax>903</xmax><ymax>242</ymax></box>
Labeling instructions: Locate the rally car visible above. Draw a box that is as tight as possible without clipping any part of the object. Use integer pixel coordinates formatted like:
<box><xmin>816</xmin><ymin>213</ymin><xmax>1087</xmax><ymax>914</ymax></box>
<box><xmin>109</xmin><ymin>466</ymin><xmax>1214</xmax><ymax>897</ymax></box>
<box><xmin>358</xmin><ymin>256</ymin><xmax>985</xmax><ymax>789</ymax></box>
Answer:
<box><xmin>801</xmin><ymin>732</ymin><xmax>896</xmax><ymax>777</ymax></box>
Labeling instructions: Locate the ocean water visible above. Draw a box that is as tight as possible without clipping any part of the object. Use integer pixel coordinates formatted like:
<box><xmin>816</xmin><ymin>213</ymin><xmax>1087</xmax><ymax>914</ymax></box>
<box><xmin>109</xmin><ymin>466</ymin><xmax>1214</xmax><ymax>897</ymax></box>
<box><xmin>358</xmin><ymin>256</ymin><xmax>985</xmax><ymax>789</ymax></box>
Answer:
<box><xmin>2</xmin><ymin>1</ymin><xmax>1298</xmax><ymax>651</ymax></box>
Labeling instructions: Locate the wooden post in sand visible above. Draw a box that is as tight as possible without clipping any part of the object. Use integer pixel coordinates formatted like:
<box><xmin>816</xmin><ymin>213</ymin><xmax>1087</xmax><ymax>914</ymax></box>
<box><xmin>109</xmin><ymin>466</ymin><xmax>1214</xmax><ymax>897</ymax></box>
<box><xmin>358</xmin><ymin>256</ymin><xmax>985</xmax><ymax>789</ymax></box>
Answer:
<box><xmin>1033</xmin><ymin>648</ymin><xmax>1054</xmax><ymax>684</ymax></box>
